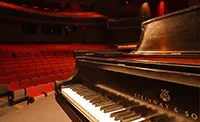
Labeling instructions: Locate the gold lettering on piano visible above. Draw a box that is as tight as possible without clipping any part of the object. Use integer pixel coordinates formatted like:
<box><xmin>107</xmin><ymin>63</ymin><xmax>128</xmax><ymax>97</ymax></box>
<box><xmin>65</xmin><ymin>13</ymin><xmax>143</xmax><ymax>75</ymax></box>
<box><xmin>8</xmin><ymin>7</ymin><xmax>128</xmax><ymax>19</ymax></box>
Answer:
<box><xmin>174</xmin><ymin>107</ymin><xmax>179</xmax><ymax>113</ymax></box>
<box><xmin>134</xmin><ymin>93</ymin><xmax>137</xmax><ymax>98</ymax></box>
<box><xmin>191</xmin><ymin>113</ymin><xmax>198</xmax><ymax>120</ymax></box>
<box><xmin>133</xmin><ymin>92</ymin><xmax>199</xmax><ymax>121</ymax></box>
<box><xmin>95</xmin><ymin>85</ymin><xmax>199</xmax><ymax>121</ymax></box>
<box><xmin>184</xmin><ymin>111</ymin><xmax>198</xmax><ymax>120</ymax></box>
<box><xmin>185</xmin><ymin>111</ymin><xmax>189</xmax><ymax>117</ymax></box>
<box><xmin>147</xmin><ymin>98</ymin><xmax>152</xmax><ymax>102</ymax></box>
<box><xmin>159</xmin><ymin>102</ymin><xmax>164</xmax><ymax>108</ymax></box>
<box><xmin>141</xmin><ymin>95</ymin><xmax>144</xmax><ymax>100</ymax></box>
<box><xmin>153</xmin><ymin>100</ymin><xmax>158</xmax><ymax>105</ymax></box>
<box><xmin>160</xmin><ymin>89</ymin><xmax>170</xmax><ymax>102</ymax></box>
<box><xmin>164</xmin><ymin>104</ymin><xmax>169</xmax><ymax>109</ymax></box>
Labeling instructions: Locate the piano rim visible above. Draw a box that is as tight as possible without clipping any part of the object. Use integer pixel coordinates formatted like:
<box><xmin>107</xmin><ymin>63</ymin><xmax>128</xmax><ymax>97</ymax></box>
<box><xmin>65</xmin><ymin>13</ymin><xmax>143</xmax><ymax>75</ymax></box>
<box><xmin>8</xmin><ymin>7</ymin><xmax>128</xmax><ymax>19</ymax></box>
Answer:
<box><xmin>76</xmin><ymin>57</ymin><xmax>200</xmax><ymax>88</ymax></box>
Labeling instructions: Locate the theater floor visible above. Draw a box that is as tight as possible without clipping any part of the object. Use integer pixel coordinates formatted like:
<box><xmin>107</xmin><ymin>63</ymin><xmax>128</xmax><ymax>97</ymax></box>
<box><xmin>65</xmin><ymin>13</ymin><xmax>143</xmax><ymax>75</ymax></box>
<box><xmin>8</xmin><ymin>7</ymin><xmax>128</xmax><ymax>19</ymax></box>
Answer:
<box><xmin>0</xmin><ymin>94</ymin><xmax>72</xmax><ymax>122</ymax></box>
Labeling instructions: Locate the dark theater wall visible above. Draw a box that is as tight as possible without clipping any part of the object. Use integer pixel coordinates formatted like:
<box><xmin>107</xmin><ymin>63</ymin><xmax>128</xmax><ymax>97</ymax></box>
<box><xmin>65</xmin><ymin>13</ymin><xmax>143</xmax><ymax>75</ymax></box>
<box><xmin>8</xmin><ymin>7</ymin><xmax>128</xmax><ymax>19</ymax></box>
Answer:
<box><xmin>188</xmin><ymin>0</ymin><xmax>200</xmax><ymax>6</ymax></box>
<box><xmin>0</xmin><ymin>22</ymin><xmax>72</xmax><ymax>43</ymax></box>
<box><xmin>145</xmin><ymin>0</ymin><xmax>188</xmax><ymax>18</ymax></box>
<box><xmin>82</xmin><ymin>0</ymin><xmax>141</xmax><ymax>17</ymax></box>
<box><xmin>76</xmin><ymin>0</ymin><xmax>192</xmax><ymax>18</ymax></box>
<box><xmin>0</xmin><ymin>19</ymin><xmax>107</xmax><ymax>43</ymax></box>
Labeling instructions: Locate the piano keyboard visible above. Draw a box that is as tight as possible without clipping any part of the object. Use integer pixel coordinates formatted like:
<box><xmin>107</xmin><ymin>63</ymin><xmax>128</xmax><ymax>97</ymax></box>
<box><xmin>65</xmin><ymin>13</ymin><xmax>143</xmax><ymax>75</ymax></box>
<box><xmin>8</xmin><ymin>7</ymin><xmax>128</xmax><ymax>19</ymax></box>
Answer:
<box><xmin>61</xmin><ymin>84</ymin><xmax>173</xmax><ymax>122</ymax></box>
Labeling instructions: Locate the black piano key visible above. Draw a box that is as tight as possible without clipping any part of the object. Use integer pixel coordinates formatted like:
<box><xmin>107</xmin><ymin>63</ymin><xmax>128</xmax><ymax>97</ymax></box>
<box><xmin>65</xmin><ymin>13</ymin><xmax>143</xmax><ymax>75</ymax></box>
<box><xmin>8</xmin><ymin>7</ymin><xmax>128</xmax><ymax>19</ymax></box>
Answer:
<box><xmin>82</xmin><ymin>93</ymin><xmax>100</xmax><ymax>98</ymax></box>
<box><xmin>95</xmin><ymin>100</ymin><xmax>115</xmax><ymax>107</ymax></box>
<box><xmin>114</xmin><ymin>111</ymin><xmax>134</xmax><ymax>120</ymax></box>
<box><xmin>91</xmin><ymin>98</ymin><xmax>110</xmax><ymax>105</ymax></box>
<box><xmin>84</xmin><ymin>94</ymin><xmax>104</xmax><ymax>100</ymax></box>
<box><xmin>71</xmin><ymin>88</ymin><xmax>88</xmax><ymax>92</ymax></box>
<box><xmin>115</xmin><ymin>112</ymin><xmax>137</xmax><ymax>121</ymax></box>
<box><xmin>110</xmin><ymin>109</ymin><xmax>130</xmax><ymax>117</ymax></box>
<box><xmin>78</xmin><ymin>92</ymin><xmax>97</xmax><ymax>96</ymax></box>
<box><xmin>102</xmin><ymin>104</ymin><xmax>124</xmax><ymax>113</ymax></box>
<box><xmin>120</xmin><ymin>114</ymin><xmax>142</xmax><ymax>122</ymax></box>
<box><xmin>100</xmin><ymin>103</ymin><xmax>119</xmax><ymax>110</ymax></box>
<box><xmin>92</xmin><ymin>99</ymin><xmax>112</xmax><ymax>105</ymax></box>
<box><xmin>75</xmin><ymin>88</ymin><xmax>91</xmax><ymax>92</ymax></box>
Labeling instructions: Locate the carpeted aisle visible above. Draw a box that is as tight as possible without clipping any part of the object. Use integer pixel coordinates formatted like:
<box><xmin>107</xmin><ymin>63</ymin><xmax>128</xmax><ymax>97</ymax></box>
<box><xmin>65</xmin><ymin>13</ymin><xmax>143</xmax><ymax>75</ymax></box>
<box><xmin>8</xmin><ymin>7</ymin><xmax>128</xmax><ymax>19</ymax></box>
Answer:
<box><xmin>0</xmin><ymin>94</ymin><xmax>72</xmax><ymax>122</ymax></box>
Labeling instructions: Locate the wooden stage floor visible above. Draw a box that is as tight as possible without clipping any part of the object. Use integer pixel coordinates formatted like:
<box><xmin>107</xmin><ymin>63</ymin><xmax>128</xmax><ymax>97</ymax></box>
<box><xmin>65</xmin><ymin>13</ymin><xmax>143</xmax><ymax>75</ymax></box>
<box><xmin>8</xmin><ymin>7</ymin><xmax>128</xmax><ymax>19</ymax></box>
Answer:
<box><xmin>0</xmin><ymin>94</ymin><xmax>72</xmax><ymax>122</ymax></box>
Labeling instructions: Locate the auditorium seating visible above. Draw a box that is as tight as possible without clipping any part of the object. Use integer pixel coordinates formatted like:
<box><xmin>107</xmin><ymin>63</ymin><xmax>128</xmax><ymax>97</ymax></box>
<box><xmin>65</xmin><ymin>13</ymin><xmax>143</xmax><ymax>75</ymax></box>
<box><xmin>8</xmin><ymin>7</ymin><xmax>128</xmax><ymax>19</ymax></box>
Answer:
<box><xmin>40</xmin><ymin>83</ymin><xmax>54</xmax><ymax>96</ymax></box>
<box><xmin>27</xmin><ymin>86</ymin><xmax>45</xmax><ymax>104</ymax></box>
<box><xmin>31</xmin><ymin>77</ymin><xmax>44</xmax><ymax>86</ymax></box>
<box><xmin>0</xmin><ymin>43</ymin><xmax>111</xmax><ymax>104</ymax></box>
<box><xmin>21</xmin><ymin>79</ymin><xmax>33</xmax><ymax>88</ymax></box>
<box><xmin>8</xmin><ymin>81</ymin><xmax>26</xmax><ymax>104</ymax></box>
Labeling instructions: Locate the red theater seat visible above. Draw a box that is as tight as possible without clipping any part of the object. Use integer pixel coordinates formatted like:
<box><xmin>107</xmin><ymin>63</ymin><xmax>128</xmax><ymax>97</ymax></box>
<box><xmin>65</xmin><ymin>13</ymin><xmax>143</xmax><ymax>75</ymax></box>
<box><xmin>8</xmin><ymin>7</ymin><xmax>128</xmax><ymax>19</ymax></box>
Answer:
<box><xmin>11</xmin><ymin>64</ymin><xmax>20</xmax><ymax>69</ymax></box>
<box><xmin>59</xmin><ymin>67</ymin><xmax>68</xmax><ymax>73</ymax></box>
<box><xmin>45</xmin><ymin>69</ymin><xmax>53</xmax><ymax>76</ymax></box>
<box><xmin>21</xmin><ymin>79</ymin><xmax>33</xmax><ymax>88</ymax></box>
<box><xmin>43</xmin><ymin>62</ymin><xmax>50</xmax><ymax>66</ymax></box>
<box><xmin>25</xmin><ymin>67</ymin><xmax>35</xmax><ymax>72</ymax></box>
<box><xmin>40</xmin><ymin>83</ymin><xmax>54</xmax><ymax>96</ymax></box>
<box><xmin>6</xmin><ymin>74</ymin><xmax>17</xmax><ymax>83</ymax></box>
<box><xmin>1</xmin><ymin>65</ymin><xmax>12</xmax><ymax>70</ymax></box>
<box><xmin>31</xmin><ymin>77</ymin><xmax>43</xmax><ymax>86</ymax></box>
<box><xmin>60</xmin><ymin>73</ymin><xmax>70</xmax><ymax>80</ymax></box>
<box><xmin>20</xmin><ymin>63</ymin><xmax>29</xmax><ymax>68</ymax></box>
<box><xmin>41</xmin><ymin>76</ymin><xmax>53</xmax><ymax>83</ymax></box>
<box><xmin>27</xmin><ymin>71</ymin><xmax>37</xmax><ymax>79</ymax></box>
<box><xmin>4</xmin><ymin>69</ymin><xmax>15</xmax><ymax>76</ymax></box>
<box><xmin>8</xmin><ymin>81</ymin><xmax>25</xmax><ymax>104</ymax></box>
<box><xmin>15</xmin><ymin>68</ymin><xmax>26</xmax><ymax>74</ymax></box>
<box><xmin>29</xmin><ymin>63</ymin><xmax>36</xmax><ymax>68</ymax></box>
<box><xmin>53</xmin><ymin>68</ymin><xmax>61</xmax><ymax>74</ymax></box>
<box><xmin>27</xmin><ymin>86</ymin><xmax>45</xmax><ymax>104</ymax></box>
<box><xmin>37</xmin><ymin>70</ymin><xmax>45</xmax><ymax>77</ymax></box>
<box><xmin>50</xmin><ymin>74</ymin><xmax>61</xmax><ymax>81</ymax></box>
<box><xmin>0</xmin><ymin>70</ymin><xmax>5</xmax><ymax>76</ymax></box>
<box><xmin>35</xmin><ymin>62</ymin><xmax>43</xmax><ymax>67</ymax></box>
<box><xmin>17</xmin><ymin>73</ymin><xmax>27</xmax><ymax>81</ymax></box>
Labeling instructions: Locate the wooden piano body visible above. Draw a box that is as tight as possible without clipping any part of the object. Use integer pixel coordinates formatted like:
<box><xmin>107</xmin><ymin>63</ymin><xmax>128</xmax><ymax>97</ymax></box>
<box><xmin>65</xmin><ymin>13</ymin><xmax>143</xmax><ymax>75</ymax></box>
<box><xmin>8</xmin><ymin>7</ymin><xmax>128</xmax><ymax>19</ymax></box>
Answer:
<box><xmin>55</xmin><ymin>5</ymin><xmax>200</xmax><ymax>122</ymax></box>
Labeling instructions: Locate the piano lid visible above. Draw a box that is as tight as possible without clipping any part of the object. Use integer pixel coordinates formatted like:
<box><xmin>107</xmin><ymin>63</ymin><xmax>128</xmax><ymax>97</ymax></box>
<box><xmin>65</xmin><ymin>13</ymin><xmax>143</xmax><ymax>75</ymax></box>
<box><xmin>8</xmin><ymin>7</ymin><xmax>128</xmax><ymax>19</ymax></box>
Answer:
<box><xmin>132</xmin><ymin>4</ymin><xmax>200</xmax><ymax>56</ymax></box>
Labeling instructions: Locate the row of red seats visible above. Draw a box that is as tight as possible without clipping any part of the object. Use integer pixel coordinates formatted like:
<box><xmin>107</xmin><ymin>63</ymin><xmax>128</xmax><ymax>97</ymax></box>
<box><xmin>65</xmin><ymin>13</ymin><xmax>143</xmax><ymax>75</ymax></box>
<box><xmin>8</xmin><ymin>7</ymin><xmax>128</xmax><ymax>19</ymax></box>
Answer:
<box><xmin>0</xmin><ymin>53</ymin><xmax>75</xmax><ymax>104</ymax></box>
<box><xmin>9</xmin><ymin>81</ymin><xmax>54</xmax><ymax>104</ymax></box>
<box><xmin>0</xmin><ymin>65</ymin><xmax>74</xmax><ymax>76</ymax></box>
<box><xmin>5</xmin><ymin>73</ymin><xmax>71</xmax><ymax>104</ymax></box>
<box><xmin>0</xmin><ymin>43</ymin><xmax>110</xmax><ymax>52</ymax></box>
<box><xmin>0</xmin><ymin>43</ymin><xmax>111</xmax><ymax>104</ymax></box>
<box><xmin>0</xmin><ymin>56</ymin><xmax>75</xmax><ymax>65</ymax></box>
<box><xmin>27</xmin><ymin>83</ymin><xmax>54</xmax><ymax>104</ymax></box>
<box><xmin>0</xmin><ymin>71</ymin><xmax>71</xmax><ymax>84</ymax></box>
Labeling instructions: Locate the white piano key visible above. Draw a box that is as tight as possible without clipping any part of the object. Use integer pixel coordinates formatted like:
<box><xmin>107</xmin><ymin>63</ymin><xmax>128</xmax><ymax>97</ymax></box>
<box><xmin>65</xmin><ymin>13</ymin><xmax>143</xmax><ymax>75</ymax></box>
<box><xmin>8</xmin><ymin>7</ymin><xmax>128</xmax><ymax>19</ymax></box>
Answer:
<box><xmin>131</xmin><ymin>117</ymin><xmax>145</xmax><ymax>122</ymax></box>
<box><xmin>62</xmin><ymin>88</ymin><xmax>125</xmax><ymax>122</ymax></box>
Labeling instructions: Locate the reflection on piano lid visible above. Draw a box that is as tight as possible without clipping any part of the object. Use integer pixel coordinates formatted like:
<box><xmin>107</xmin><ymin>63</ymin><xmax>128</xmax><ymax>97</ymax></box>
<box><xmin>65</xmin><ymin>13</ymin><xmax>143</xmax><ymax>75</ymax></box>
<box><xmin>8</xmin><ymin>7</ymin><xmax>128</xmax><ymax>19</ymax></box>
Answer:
<box><xmin>55</xmin><ymin>4</ymin><xmax>200</xmax><ymax>122</ymax></box>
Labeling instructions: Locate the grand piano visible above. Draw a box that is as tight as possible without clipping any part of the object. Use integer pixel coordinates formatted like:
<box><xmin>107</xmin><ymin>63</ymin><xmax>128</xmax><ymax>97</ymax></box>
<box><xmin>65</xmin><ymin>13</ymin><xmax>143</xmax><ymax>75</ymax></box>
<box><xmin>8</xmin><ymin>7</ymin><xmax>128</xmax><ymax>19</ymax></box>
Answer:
<box><xmin>55</xmin><ymin>5</ymin><xmax>200</xmax><ymax>122</ymax></box>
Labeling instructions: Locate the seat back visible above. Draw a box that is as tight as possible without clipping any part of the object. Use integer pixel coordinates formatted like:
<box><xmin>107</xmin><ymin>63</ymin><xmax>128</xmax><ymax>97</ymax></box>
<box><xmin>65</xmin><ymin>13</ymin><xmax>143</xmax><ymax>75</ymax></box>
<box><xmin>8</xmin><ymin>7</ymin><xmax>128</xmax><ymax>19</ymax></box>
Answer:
<box><xmin>27</xmin><ymin>86</ymin><xmax>42</xmax><ymax>97</ymax></box>
<box><xmin>31</xmin><ymin>77</ymin><xmax>43</xmax><ymax>85</ymax></box>
<box><xmin>8</xmin><ymin>81</ymin><xmax>21</xmax><ymax>91</ymax></box>
<box><xmin>21</xmin><ymin>79</ymin><xmax>33</xmax><ymax>88</ymax></box>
